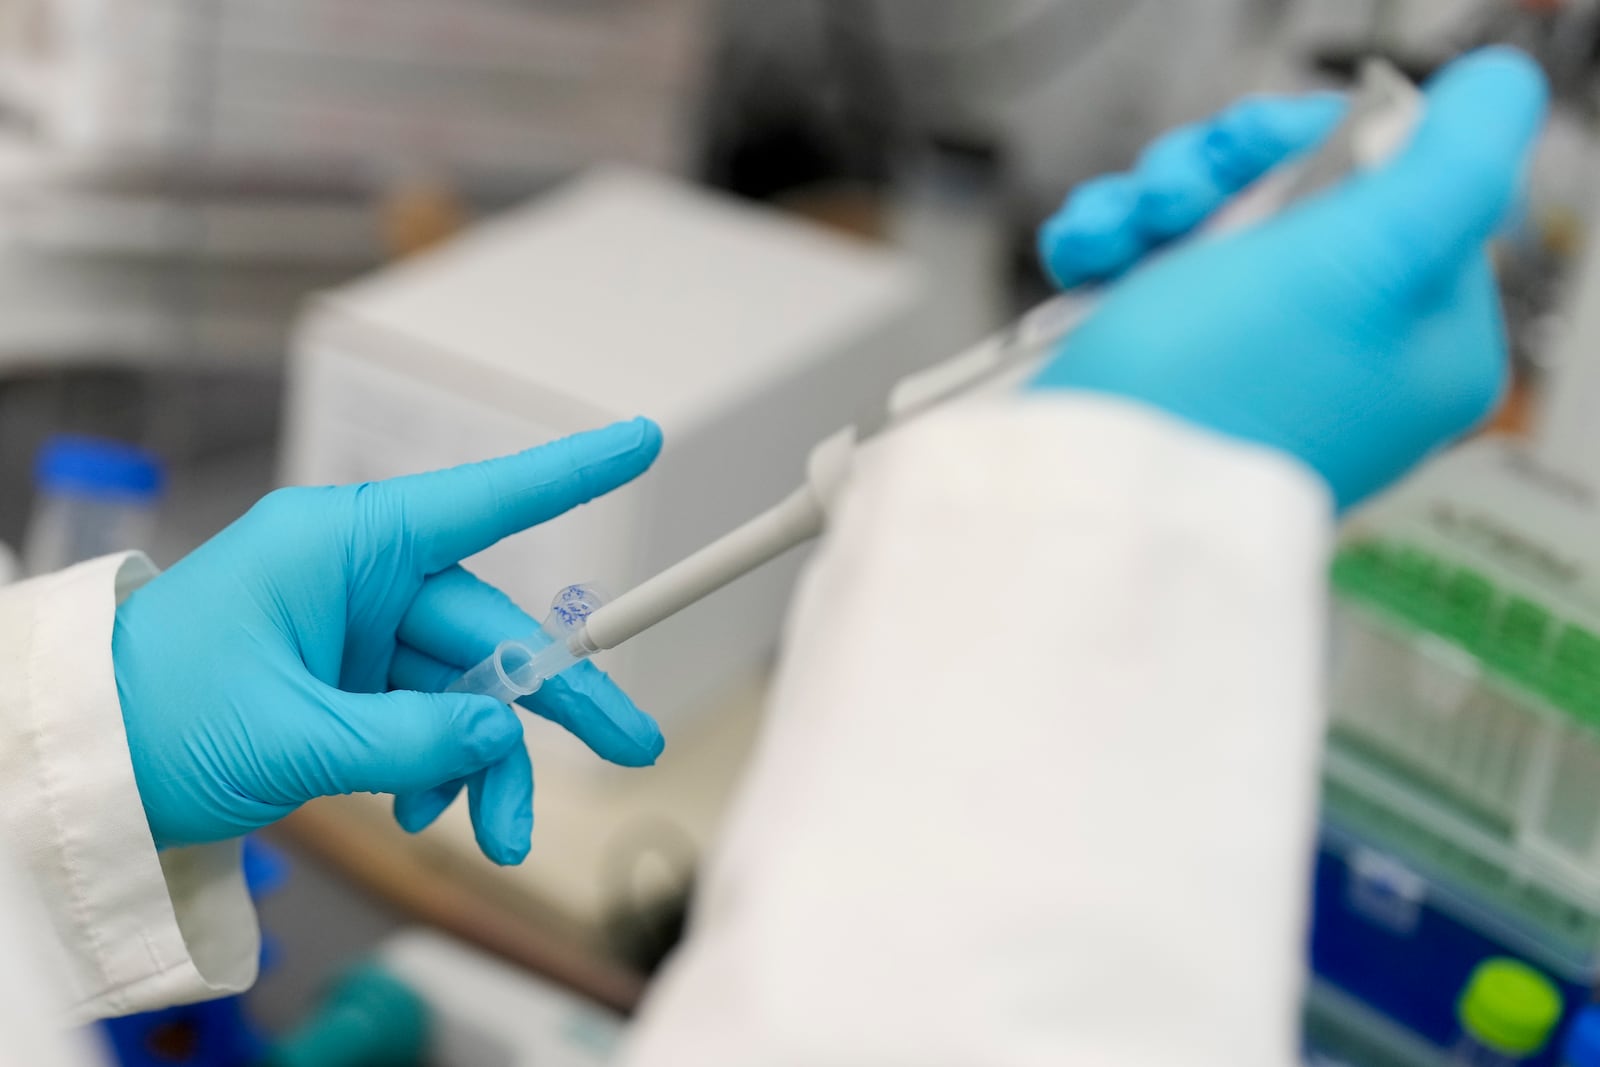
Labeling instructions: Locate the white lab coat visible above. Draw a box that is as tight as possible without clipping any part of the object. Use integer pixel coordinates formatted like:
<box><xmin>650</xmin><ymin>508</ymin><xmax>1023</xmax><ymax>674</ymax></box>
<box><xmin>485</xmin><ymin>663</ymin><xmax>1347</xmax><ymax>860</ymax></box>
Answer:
<box><xmin>0</xmin><ymin>397</ymin><xmax>1329</xmax><ymax>1065</ymax></box>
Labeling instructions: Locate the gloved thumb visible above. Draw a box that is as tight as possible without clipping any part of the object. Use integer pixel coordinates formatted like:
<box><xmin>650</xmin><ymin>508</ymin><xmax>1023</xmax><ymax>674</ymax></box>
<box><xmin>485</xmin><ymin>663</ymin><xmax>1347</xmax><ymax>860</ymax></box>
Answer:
<box><xmin>315</xmin><ymin>687</ymin><xmax>525</xmax><ymax>799</ymax></box>
<box><xmin>1336</xmin><ymin>47</ymin><xmax>1547</xmax><ymax>290</ymax></box>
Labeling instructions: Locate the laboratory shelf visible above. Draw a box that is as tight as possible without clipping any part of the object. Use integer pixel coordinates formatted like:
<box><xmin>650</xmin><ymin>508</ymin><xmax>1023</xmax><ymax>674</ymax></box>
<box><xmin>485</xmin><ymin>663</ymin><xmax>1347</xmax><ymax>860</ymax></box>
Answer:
<box><xmin>1329</xmin><ymin>537</ymin><xmax>1600</xmax><ymax>905</ymax></box>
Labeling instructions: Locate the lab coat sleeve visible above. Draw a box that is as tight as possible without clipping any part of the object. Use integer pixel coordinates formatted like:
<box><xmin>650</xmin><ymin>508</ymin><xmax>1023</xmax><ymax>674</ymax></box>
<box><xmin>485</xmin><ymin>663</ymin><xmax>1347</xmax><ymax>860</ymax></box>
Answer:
<box><xmin>624</xmin><ymin>396</ymin><xmax>1332</xmax><ymax>1067</ymax></box>
<box><xmin>0</xmin><ymin>842</ymin><xmax>115</xmax><ymax>1066</ymax></box>
<box><xmin>0</xmin><ymin>553</ymin><xmax>259</xmax><ymax>1024</ymax></box>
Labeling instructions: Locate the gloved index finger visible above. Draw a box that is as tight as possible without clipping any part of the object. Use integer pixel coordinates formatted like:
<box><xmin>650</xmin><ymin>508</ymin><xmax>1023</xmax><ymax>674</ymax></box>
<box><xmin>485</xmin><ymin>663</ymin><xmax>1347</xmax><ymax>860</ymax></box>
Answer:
<box><xmin>1037</xmin><ymin>174</ymin><xmax>1145</xmax><ymax>289</ymax></box>
<box><xmin>1038</xmin><ymin>93</ymin><xmax>1346</xmax><ymax>289</ymax></box>
<box><xmin>1200</xmin><ymin>92</ymin><xmax>1347</xmax><ymax>193</ymax></box>
<box><xmin>378</xmin><ymin>417</ymin><xmax>664</xmax><ymax>573</ymax></box>
<box><xmin>1135</xmin><ymin>93</ymin><xmax>1346</xmax><ymax>240</ymax></box>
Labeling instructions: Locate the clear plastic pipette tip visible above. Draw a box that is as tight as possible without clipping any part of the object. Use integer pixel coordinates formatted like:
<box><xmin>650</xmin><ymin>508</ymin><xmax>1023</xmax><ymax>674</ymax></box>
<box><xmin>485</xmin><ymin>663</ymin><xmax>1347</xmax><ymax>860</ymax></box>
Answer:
<box><xmin>446</xmin><ymin>583</ymin><xmax>606</xmax><ymax>704</ymax></box>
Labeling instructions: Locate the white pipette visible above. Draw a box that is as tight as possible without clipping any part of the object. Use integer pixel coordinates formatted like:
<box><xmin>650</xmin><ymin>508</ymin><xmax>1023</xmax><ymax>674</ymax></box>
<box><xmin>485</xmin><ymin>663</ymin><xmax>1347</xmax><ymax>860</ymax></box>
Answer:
<box><xmin>453</xmin><ymin>62</ymin><xmax>1423</xmax><ymax>702</ymax></box>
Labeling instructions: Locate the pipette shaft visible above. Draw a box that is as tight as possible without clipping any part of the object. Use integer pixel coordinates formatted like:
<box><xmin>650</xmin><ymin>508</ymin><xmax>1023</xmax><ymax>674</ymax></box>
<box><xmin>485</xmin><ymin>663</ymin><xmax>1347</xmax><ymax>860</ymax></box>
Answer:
<box><xmin>578</xmin><ymin>486</ymin><xmax>822</xmax><ymax>653</ymax></box>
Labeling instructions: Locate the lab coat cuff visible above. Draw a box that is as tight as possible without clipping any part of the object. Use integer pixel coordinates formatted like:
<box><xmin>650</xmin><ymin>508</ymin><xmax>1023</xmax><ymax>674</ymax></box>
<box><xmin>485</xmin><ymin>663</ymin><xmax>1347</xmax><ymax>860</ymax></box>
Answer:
<box><xmin>0</xmin><ymin>553</ymin><xmax>258</xmax><ymax>1023</ymax></box>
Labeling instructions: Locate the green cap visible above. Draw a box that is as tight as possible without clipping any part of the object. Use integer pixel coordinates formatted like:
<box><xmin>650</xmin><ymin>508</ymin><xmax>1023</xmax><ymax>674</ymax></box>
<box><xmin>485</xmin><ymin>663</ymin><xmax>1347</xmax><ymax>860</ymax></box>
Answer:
<box><xmin>1457</xmin><ymin>958</ymin><xmax>1563</xmax><ymax>1057</ymax></box>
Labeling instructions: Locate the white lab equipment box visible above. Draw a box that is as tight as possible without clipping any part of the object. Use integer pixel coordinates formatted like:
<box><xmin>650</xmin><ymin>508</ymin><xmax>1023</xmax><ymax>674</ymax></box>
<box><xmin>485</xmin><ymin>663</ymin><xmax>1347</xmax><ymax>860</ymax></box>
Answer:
<box><xmin>285</xmin><ymin>168</ymin><xmax>926</xmax><ymax>731</ymax></box>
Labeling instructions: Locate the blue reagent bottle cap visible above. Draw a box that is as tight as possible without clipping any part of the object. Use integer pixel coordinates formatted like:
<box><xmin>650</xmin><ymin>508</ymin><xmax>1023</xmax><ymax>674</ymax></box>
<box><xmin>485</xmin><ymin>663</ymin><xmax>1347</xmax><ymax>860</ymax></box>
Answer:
<box><xmin>1562</xmin><ymin>1006</ymin><xmax>1600</xmax><ymax>1067</ymax></box>
<box><xmin>35</xmin><ymin>435</ymin><xmax>165</xmax><ymax>502</ymax></box>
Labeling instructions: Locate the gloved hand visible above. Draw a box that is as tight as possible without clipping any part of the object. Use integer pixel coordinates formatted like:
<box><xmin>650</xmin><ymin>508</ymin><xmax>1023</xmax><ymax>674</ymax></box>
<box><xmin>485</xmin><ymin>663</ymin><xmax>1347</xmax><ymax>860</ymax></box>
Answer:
<box><xmin>1031</xmin><ymin>48</ymin><xmax>1548</xmax><ymax>509</ymax></box>
<box><xmin>1036</xmin><ymin>89</ymin><xmax>1346</xmax><ymax>288</ymax></box>
<box><xmin>113</xmin><ymin>419</ymin><xmax>666</xmax><ymax>865</ymax></box>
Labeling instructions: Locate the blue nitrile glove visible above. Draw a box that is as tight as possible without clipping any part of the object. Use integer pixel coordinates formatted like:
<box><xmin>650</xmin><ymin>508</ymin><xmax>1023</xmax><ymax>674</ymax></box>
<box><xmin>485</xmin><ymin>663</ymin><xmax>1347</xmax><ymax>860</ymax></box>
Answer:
<box><xmin>1036</xmin><ymin>90</ymin><xmax>1346</xmax><ymax>288</ymax></box>
<box><xmin>1032</xmin><ymin>48</ymin><xmax>1548</xmax><ymax>510</ymax></box>
<box><xmin>113</xmin><ymin>419</ymin><xmax>666</xmax><ymax>865</ymax></box>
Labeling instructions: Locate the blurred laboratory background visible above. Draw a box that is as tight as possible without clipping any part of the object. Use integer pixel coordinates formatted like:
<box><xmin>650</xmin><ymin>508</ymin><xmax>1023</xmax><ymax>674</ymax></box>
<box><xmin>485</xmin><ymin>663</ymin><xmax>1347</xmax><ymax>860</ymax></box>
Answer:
<box><xmin>7</xmin><ymin>0</ymin><xmax>1600</xmax><ymax>1064</ymax></box>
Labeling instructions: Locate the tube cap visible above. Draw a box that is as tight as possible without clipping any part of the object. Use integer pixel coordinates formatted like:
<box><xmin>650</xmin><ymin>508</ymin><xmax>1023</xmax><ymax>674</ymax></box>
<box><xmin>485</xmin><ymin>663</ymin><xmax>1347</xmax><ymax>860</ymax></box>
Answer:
<box><xmin>34</xmin><ymin>435</ymin><xmax>165</xmax><ymax>502</ymax></box>
<box><xmin>1563</xmin><ymin>1006</ymin><xmax>1600</xmax><ymax>1067</ymax></box>
<box><xmin>1458</xmin><ymin>958</ymin><xmax>1564</xmax><ymax>1057</ymax></box>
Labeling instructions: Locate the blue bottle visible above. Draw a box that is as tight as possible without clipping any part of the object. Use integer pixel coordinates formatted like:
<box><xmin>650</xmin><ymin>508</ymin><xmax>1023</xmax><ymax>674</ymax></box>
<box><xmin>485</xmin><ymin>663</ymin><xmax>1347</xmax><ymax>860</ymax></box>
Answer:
<box><xmin>1561</xmin><ymin>1006</ymin><xmax>1600</xmax><ymax>1067</ymax></box>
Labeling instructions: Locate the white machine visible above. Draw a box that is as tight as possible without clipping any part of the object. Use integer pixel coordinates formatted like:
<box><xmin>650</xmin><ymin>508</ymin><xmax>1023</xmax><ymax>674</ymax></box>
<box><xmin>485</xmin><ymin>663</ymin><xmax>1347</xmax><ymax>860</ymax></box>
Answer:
<box><xmin>284</xmin><ymin>168</ymin><xmax>927</xmax><ymax>729</ymax></box>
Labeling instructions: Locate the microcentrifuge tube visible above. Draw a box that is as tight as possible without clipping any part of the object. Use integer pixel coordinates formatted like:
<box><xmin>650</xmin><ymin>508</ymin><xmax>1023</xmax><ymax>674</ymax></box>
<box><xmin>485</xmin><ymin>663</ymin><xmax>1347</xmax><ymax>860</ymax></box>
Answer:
<box><xmin>446</xmin><ymin>583</ymin><xmax>607</xmax><ymax>704</ymax></box>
